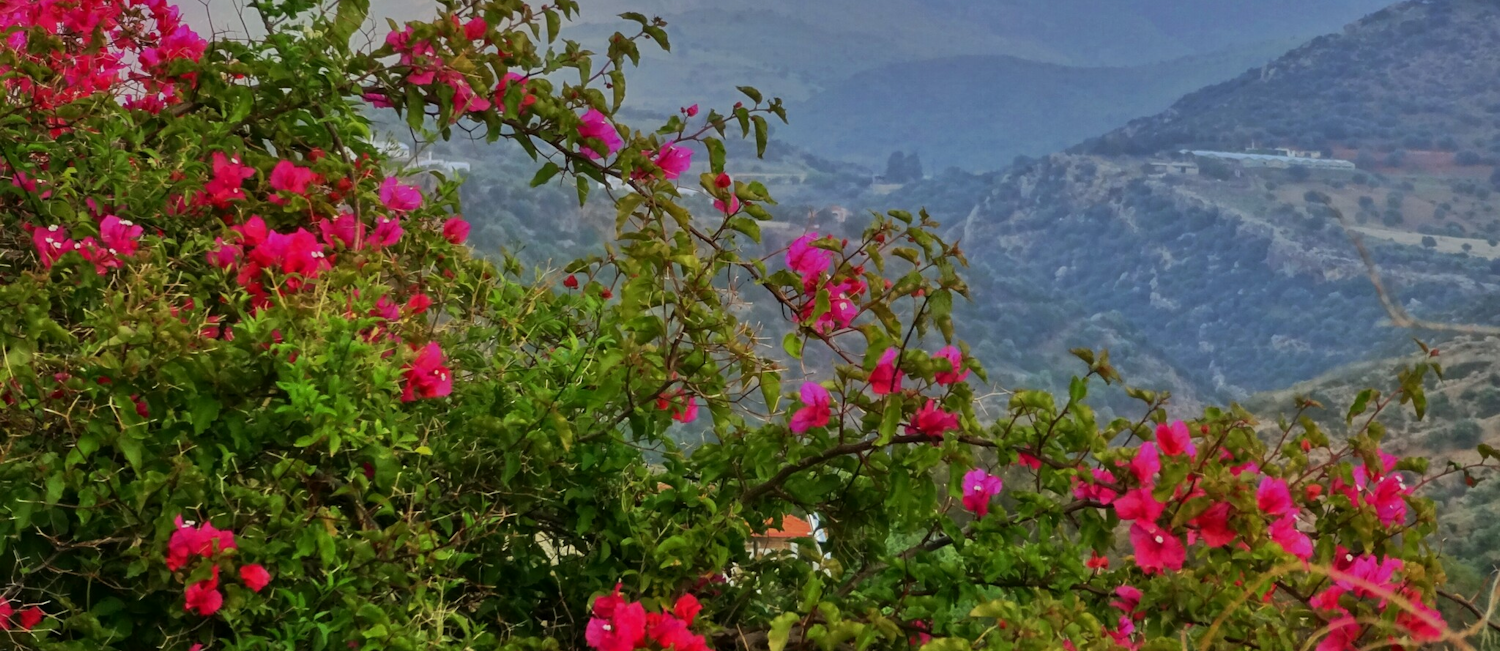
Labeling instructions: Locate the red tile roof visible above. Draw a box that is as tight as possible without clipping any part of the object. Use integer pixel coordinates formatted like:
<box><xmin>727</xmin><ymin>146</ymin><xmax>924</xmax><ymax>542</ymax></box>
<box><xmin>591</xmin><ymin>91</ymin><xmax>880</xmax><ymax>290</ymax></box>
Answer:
<box><xmin>757</xmin><ymin>515</ymin><xmax>813</xmax><ymax>539</ymax></box>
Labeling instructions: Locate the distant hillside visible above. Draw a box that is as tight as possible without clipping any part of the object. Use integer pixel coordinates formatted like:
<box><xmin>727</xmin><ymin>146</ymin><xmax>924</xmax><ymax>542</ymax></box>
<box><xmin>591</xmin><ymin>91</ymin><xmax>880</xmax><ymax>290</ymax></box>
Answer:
<box><xmin>1081</xmin><ymin>0</ymin><xmax>1500</xmax><ymax>158</ymax></box>
<box><xmin>782</xmin><ymin>41</ymin><xmax>1301</xmax><ymax>172</ymax></box>
<box><xmin>891</xmin><ymin>155</ymin><xmax>1500</xmax><ymax>401</ymax></box>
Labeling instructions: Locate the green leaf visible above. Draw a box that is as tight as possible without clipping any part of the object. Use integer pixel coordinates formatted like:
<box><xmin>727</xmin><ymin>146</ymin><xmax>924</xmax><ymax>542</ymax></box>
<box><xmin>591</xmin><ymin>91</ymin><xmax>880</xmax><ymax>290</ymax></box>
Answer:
<box><xmin>609</xmin><ymin>70</ymin><xmax>626</xmax><ymax>110</ymax></box>
<box><xmin>117</xmin><ymin>435</ymin><xmax>143</xmax><ymax>471</ymax></box>
<box><xmin>1346</xmin><ymin>389</ymin><xmax>1375</xmax><ymax>424</ymax></box>
<box><xmin>615</xmin><ymin>192</ymin><xmax>645</xmax><ymax>234</ymax></box>
<box><xmin>768</xmin><ymin>612</ymin><xmax>799</xmax><ymax>651</ymax></box>
<box><xmin>576</xmin><ymin>176</ymin><xmax>591</xmax><ymax>206</ymax></box>
<box><xmin>728</xmin><ymin>217</ymin><xmax>761</xmax><ymax>243</ymax></box>
<box><xmin>877</xmin><ymin>399</ymin><xmax>901</xmax><ymax>446</ymax></box>
<box><xmin>404</xmin><ymin>85</ymin><xmax>424</xmax><ymax>131</ymax></box>
<box><xmin>760</xmin><ymin>371</ymin><xmax>781</xmax><ymax>414</ymax></box>
<box><xmin>331</xmin><ymin>0</ymin><xmax>370</xmax><ymax>44</ymax></box>
<box><xmin>751</xmin><ymin>115</ymin><xmax>769</xmax><ymax>157</ymax></box>
<box><xmin>531</xmin><ymin>162</ymin><xmax>562</xmax><ymax>187</ymax></box>
<box><xmin>782</xmin><ymin>333</ymin><xmax>803</xmax><ymax>360</ymax></box>
<box><xmin>545</xmin><ymin>10</ymin><xmax>561</xmax><ymax>43</ymax></box>
<box><xmin>737</xmin><ymin>86</ymin><xmax>764</xmax><ymax>104</ymax></box>
<box><xmin>705</xmin><ymin>138</ymin><xmax>726</xmax><ymax>174</ymax></box>
<box><xmin>190</xmin><ymin>396</ymin><xmax>220</xmax><ymax>435</ymax></box>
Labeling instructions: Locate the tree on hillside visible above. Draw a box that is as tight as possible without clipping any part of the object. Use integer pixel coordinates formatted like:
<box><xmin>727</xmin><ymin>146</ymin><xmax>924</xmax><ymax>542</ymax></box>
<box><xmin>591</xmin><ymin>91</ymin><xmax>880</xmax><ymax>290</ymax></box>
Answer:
<box><xmin>883</xmin><ymin>150</ymin><xmax>924</xmax><ymax>183</ymax></box>
<box><xmin>0</xmin><ymin>1</ymin><xmax>1493</xmax><ymax>650</ymax></box>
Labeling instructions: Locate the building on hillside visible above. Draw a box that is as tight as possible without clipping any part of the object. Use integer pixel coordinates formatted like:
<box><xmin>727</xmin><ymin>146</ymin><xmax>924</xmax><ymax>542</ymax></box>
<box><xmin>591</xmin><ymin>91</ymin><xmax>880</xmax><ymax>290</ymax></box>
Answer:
<box><xmin>748</xmin><ymin>514</ymin><xmax>827</xmax><ymax>557</ymax></box>
<box><xmin>1272</xmin><ymin>147</ymin><xmax>1323</xmax><ymax>159</ymax></box>
<box><xmin>1145</xmin><ymin>160</ymin><xmax>1199</xmax><ymax>176</ymax></box>
<box><xmin>414</xmin><ymin>152</ymin><xmax>471</xmax><ymax>175</ymax></box>
<box><xmin>1184</xmin><ymin>150</ymin><xmax>1356</xmax><ymax>171</ymax></box>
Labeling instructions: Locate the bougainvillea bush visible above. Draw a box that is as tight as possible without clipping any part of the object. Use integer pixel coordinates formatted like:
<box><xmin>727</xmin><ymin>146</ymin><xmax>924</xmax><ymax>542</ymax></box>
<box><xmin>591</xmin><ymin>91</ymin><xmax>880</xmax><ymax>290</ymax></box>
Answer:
<box><xmin>0</xmin><ymin>0</ymin><xmax>1497</xmax><ymax>649</ymax></box>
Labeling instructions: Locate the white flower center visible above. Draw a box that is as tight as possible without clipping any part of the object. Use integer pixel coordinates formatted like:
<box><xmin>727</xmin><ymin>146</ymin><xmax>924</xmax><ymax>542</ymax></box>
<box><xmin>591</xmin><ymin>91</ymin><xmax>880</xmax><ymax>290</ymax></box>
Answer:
<box><xmin>1345</xmin><ymin>553</ymin><xmax>1354</xmax><ymax>562</ymax></box>
<box><xmin>1153</xmin><ymin>535</ymin><xmax>1164</xmax><ymax>544</ymax></box>
<box><xmin>972</xmin><ymin>484</ymin><xmax>983</xmax><ymax>492</ymax></box>
<box><xmin>50</xmin><ymin>241</ymin><xmax>61</xmax><ymax>249</ymax></box>
<box><xmin>108</xmin><ymin>248</ymin><xmax>117</xmax><ymax>255</ymax></box>
<box><xmin>602</xmin><ymin>624</ymin><xmax>613</xmax><ymax>632</ymax></box>
<box><xmin>47</xmin><ymin>225</ymin><xmax>58</xmax><ymax>231</ymax></box>
<box><xmin>120</xmin><ymin>219</ymin><xmax>133</xmax><ymax>226</ymax></box>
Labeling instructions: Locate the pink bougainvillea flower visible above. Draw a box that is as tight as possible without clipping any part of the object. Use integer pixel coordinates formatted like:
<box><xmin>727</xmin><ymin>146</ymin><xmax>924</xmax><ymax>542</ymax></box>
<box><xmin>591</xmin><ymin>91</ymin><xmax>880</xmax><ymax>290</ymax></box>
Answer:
<box><xmin>644</xmin><ymin>613</ymin><xmax>695</xmax><ymax>651</ymax></box>
<box><xmin>77</xmin><ymin>237</ymin><xmax>118</xmax><ymax>275</ymax></box>
<box><xmin>906</xmin><ymin>399</ymin><xmax>959</xmax><ymax>440</ymax></box>
<box><xmin>1191</xmin><ymin>502</ymin><xmax>1236</xmax><ymax>548</ymax></box>
<box><xmin>1155</xmin><ymin>420</ymin><xmax>1195</xmax><ymax>457</ymax></box>
<box><xmin>1256</xmin><ymin>477</ymin><xmax>1297</xmax><ymax>517</ymax></box>
<box><xmin>371</xmin><ymin>296</ymin><xmax>401</xmax><ymax>322</ymax></box>
<box><xmin>1106</xmin><ymin>615</ymin><xmax>1138</xmax><ymax>650</ymax></box>
<box><xmin>1335</xmin><ymin>554</ymin><xmax>1403</xmax><ymax>599</ymax></box>
<box><xmin>442</xmin><ymin>216</ymin><xmax>470</xmax><ymax>244</ymax></box>
<box><xmin>1370</xmin><ymin>474</ymin><xmax>1410</xmax><ymax>526</ymax></box>
<box><xmin>802</xmin><ymin>282</ymin><xmax>860</xmax><ymax>333</ymax></box>
<box><xmin>0</xmin><ymin>599</ymin><xmax>11</xmax><ymax>630</ymax></box>
<box><xmin>1016</xmin><ymin>451</ymin><xmax>1042</xmax><ymax>471</ymax></box>
<box><xmin>1230</xmin><ymin>460</ymin><xmax>1261</xmax><ymax>477</ymax></box>
<box><xmin>786</xmin><ymin>233</ymin><xmax>833</xmax><ymax>286</ymax></box>
<box><xmin>317</xmin><ymin>213</ymin><xmax>366</xmax><ymax>249</ymax></box>
<box><xmin>248</xmin><ymin>228</ymin><xmax>330</xmax><ymax>280</ymax></box>
<box><xmin>1111</xmin><ymin>585</ymin><xmax>1142</xmax><ymax>613</ymax></box>
<box><xmin>362</xmin><ymin>92</ymin><xmax>394</xmax><ymax>108</ymax></box>
<box><xmin>31</xmin><ymin>224</ymin><xmax>75</xmax><ymax>269</ymax></box>
<box><xmin>184</xmin><ymin>567</ymin><xmax>223</xmax><ymax>616</ymax></box>
<box><xmin>1086</xmin><ymin>551</ymin><xmax>1109</xmax><ymax>569</ymax></box>
<box><xmin>200</xmin><ymin>152</ymin><xmax>255</xmax><ymax>207</ymax></box>
<box><xmin>649</xmin><ymin>141</ymin><xmax>693</xmax><ymax>180</ymax></box>
<box><xmin>268</xmin><ymin>160</ymin><xmax>318</xmax><ymax>197</ymax></box>
<box><xmin>1394</xmin><ymin>589</ymin><xmax>1445</xmax><ymax>643</ymax></box>
<box><xmin>672</xmin><ymin>396</ymin><xmax>699</xmax><ymax>423</ymax></box>
<box><xmin>1074</xmin><ymin>468</ymin><xmax>1118</xmax><ymax>505</ymax></box>
<box><xmin>713</xmin><ymin>195</ymin><xmax>740</xmax><ymax>214</ymax></box>
<box><xmin>1310</xmin><ymin>586</ymin><xmax>1346</xmax><ymax>613</ymax></box>
<box><xmin>206</xmin><ymin>238</ymin><xmax>241</xmax><ymax>269</ymax></box>
<box><xmin>1129</xmin><ymin>522</ymin><xmax>1185</xmax><ymax>574</ymax></box>
<box><xmin>379</xmin><ymin>176</ymin><xmax>423</xmax><ymax>212</ymax></box>
<box><xmin>239</xmin><ymin>564</ymin><xmax>271</xmax><ymax>593</ymax></box>
<box><xmin>870</xmin><ymin>348</ymin><xmax>903</xmax><ymax>395</ymax></box>
<box><xmin>1128</xmin><ymin>442</ymin><xmax>1160</xmax><ymax>485</ymax></box>
<box><xmin>585</xmin><ymin>588</ymin><xmax>646</xmax><ymax>651</ymax></box>
<box><xmin>495</xmin><ymin>73</ymin><xmax>538</xmax><ymax>113</ymax></box>
<box><xmin>99</xmin><ymin>215</ymin><xmax>143</xmax><ymax>257</ymax></box>
<box><xmin>166</xmin><ymin>517</ymin><xmax>237</xmax><ymax>571</ymax></box>
<box><xmin>1269</xmin><ymin>515</ymin><xmax>1312</xmax><ymax>560</ymax></box>
<box><xmin>371</xmin><ymin>216</ymin><xmax>404</xmax><ymax>248</ymax></box>
<box><xmin>401</xmin><ymin>342</ymin><xmax>453</xmax><ymax>402</ymax></box>
<box><xmin>1317</xmin><ymin>616</ymin><xmax>1361</xmax><ymax>651</ymax></box>
<box><xmin>405</xmin><ymin>292</ymin><xmax>433</xmax><ymax>315</ymax></box>
<box><xmin>577</xmin><ymin>109</ymin><xmax>623</xmax><ymax>160</ymax></box>
<box><xmin>960</xmin><ymin>468</ymin><xmax>1003</xmax><ymax>517</ymax></box>
<box><xmin>16</xmin><ymin>606</ymin><xmax>41</xmax><ymax>631</ymax></box>
<box><xmin>932</xmin><ymin>345</ymin><xmax>969</xmax><ymax>385</ymax></box>
<box><xmin>789</xmin><ymin>382</ymin><xmax>832</xmax><ymax>433</ymax></box>
<box><xmin>1113</xmin><ymin>487</ymin><xmax>1163</xmax><ymax>523</ymax></box>
<box><xmin>683</xmin><ymin>104</ymin><xmax>699</xmax><ymax>117</ymax></box>
<box><xmin>462</xmin><ymin>16</ymin><xmax>487</xmax><ymax>40</ymax></box>
<box><xmin>673</xmin><ymin>594</ymin><xmax>702</xmax><ymax>625</ymax></box>
<box><xmin>231</xmin><ymin>215</ymin><xmax>269</xmax><ymax>247</ymax></box>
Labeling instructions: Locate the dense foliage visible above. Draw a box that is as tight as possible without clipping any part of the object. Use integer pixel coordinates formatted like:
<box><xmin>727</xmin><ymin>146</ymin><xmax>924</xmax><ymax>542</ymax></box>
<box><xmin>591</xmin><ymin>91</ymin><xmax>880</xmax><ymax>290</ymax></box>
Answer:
<box><xmin>0</xmin><ymin>1</ymin><xmax>1496</xmax><ymax>650</ymax></box>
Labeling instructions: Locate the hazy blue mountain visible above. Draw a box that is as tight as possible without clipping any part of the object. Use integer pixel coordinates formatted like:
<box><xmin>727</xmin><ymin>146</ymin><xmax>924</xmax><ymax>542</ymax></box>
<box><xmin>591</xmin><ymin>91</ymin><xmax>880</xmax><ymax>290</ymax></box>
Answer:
<box><xmin>781</xmin><ymin>39</ymin><xmax>1303</xmax><ymax>172</ymax></box>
